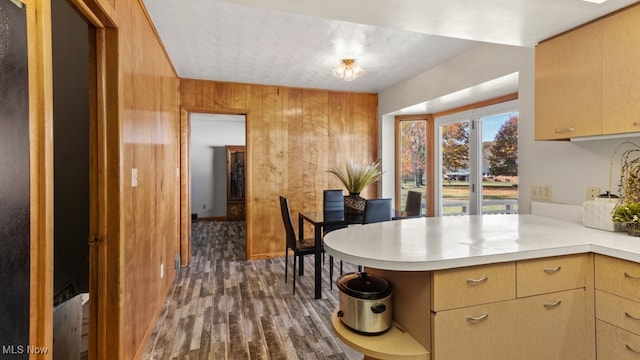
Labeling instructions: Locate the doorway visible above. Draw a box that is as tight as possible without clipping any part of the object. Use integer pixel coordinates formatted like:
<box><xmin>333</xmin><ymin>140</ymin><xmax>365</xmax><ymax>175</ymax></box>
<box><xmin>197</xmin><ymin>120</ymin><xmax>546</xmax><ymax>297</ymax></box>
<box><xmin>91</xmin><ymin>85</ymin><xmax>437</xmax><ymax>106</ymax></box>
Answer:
<box><xmin>180</xmin><ymin>109</ymin><xmax>250</xmax><ymax>264</ymax></box>
<box><xmin>51</xmin><ymin>0</ymin><xmax>90</xmax><ymax>358</ymax></box>
<box><xmin>190</xmin><ymin>113</ymin><xmax>246</xmax><ymax>221</ymax></box>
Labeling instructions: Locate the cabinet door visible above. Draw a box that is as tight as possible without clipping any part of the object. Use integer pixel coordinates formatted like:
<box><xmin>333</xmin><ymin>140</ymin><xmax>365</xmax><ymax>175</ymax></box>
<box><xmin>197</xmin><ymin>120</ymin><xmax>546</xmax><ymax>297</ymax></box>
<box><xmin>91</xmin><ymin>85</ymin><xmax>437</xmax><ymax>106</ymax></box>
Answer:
<box><xmin>602</xmin><ymin>4</ymin><xmax>640</xmax><ymax>135</ymax></box>
<box><xmin>517</xmin><ymin>289</ymin><xmax>587</xmax><ymax>360</ymax></box>
<box><xmin>535</xmin><ymin>21</ymin><xmax>603</xmax><ymax>140</ymax></box>
<box><xmin>432</xmin><ymin>300</ymin><xmax>517</xmax><ymax>360</ymax></box>
<box><xmin>597</xmin><ymin>320</ymin><xmax>640</xmax><ymax>360</ymax></box>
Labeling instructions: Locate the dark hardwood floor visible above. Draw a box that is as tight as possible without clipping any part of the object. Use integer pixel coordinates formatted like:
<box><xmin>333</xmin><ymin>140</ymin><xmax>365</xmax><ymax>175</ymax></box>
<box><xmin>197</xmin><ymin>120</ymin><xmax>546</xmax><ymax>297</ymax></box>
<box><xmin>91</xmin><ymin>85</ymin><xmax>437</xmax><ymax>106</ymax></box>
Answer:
<box><xmin>141</xmin><ymin>220</ymin><xmax>361</xmax><ymax>360</ymax></box>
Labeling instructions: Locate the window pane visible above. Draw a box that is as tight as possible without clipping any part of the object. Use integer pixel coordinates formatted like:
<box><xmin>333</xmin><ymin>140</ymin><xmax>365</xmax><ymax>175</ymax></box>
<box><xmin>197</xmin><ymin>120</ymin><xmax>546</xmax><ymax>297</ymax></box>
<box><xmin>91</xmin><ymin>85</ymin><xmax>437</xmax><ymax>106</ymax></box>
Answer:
<box><xmin>481</xmin><ymin>112</ymin><xmax>519</xmax><ymax>214</ymax></box>
<box><xmin>441</xmin><ymin>121</ymin><xmax>470</xmax><ymax>215</ymax></box>
<box><xmin>399</xmin><ymin>120</ymin><xmax>427</xmax><ymax>215</ymax></box>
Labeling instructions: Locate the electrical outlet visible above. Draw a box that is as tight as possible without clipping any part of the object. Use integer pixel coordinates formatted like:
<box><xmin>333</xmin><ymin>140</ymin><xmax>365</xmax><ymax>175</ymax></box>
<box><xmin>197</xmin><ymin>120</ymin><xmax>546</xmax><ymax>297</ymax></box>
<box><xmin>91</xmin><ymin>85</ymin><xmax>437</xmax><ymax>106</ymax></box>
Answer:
<box><xmin>586</xmin><ymin>187</ymin><xmax>600</xmax><ymax>201</ymax></box>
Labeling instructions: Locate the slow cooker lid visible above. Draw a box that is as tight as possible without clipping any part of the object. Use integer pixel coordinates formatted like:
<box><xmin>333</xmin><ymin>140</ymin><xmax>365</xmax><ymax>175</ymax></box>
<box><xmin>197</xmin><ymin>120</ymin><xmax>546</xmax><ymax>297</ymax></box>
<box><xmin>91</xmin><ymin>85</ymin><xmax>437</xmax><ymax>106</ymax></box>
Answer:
<box><xmin>337</xmin><ymin>272</ymin><xmax>391</xmax><ymax>299</ymax></box>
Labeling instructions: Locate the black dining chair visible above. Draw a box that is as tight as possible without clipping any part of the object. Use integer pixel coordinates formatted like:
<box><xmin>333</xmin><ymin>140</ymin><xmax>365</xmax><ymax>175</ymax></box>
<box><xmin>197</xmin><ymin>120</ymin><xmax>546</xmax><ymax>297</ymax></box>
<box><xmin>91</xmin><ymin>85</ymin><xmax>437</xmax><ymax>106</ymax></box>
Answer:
<box><xmin>362</xmin><ymin>198</ymin><xmax>393</xmax><ymax>224</ymax></box>
<box><xmin>404</xmin><ymin>191</ymin><xmax>423</xmax><ymax>217</ymax></box>
<box><xmin>279</xmin><ymin>196</ymin><xmax>317</xmax><ymax>295</ymax></box>
<box><xmin>323</xmin><ymin>189</ymin><xmax>348</xmax><ymax>289</ymax></box>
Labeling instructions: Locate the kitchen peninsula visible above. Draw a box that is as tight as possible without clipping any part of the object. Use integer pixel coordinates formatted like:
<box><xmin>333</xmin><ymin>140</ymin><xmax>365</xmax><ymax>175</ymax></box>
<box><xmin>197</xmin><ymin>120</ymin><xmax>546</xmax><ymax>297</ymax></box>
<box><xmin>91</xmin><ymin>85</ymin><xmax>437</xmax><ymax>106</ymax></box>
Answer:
<box><xmin>324</xmin><ymin>214</ymin><xmax>640</xmax><ymax>360</ymax></box>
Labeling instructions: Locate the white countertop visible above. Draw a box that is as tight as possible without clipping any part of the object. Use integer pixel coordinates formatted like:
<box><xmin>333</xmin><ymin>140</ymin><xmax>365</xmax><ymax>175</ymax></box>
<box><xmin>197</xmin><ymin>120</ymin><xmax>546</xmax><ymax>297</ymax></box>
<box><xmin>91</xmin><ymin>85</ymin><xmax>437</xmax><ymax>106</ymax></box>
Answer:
<box><xmin>323</xmin><ymin>214</ymin><xmax>640</xmax><ymax>271</ymax></box>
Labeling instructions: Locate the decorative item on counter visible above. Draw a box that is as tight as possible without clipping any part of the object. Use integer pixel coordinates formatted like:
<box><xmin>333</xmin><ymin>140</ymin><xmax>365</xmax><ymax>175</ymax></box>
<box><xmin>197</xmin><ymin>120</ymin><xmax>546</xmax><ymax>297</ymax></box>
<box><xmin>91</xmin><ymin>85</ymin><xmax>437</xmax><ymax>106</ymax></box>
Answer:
<box><xmin>612</xmin><ymin>202</ymin><xmax>640</xmax><ymax>236</ymax></box>
<box><xmin>583</xmin><ymin>191</ymin><xmax>623</xmax><ymax>232</ymax></box>
<box><xmin>609</xmin><ymin>142</ymin><xmax>640</xmax><ymax>236</ymax></box>
<box><xmin>327</xmin><ymin>159</ymin><xmax>383</xmax><ymax>223</ymax></box>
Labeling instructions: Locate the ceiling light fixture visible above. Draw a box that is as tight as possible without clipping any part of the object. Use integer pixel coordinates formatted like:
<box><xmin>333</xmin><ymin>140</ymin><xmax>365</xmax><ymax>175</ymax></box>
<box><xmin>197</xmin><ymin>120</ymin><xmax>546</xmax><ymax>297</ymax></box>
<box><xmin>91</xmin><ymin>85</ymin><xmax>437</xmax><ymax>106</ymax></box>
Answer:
<box><xmin>582</xmin><ymin>0</ymin><xmax>608</xmax><ymax>3</ymax></box>
<box><xmin>333</xmin><ymin>59</ymin><xmax>365</xmax><ymax>82</ymax></box>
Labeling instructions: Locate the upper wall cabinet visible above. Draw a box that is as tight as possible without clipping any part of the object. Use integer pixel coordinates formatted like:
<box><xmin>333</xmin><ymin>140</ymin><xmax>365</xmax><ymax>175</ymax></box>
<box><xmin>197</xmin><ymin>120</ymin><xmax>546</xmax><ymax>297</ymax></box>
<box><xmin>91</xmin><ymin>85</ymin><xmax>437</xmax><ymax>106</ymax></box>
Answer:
<box><xmin>602</xmin><ymin>5</ymin><xmax>640</xmax><ymax>135</ymax></box>
<box><xmin>535</xmin><ymin>21</ymin><xmax>603</xmax><ymax>140</ymax></box>
<box><xmin>535</xmin><ymin>4</ymin><xmax>640</xmax><ymax>140</ymax></box>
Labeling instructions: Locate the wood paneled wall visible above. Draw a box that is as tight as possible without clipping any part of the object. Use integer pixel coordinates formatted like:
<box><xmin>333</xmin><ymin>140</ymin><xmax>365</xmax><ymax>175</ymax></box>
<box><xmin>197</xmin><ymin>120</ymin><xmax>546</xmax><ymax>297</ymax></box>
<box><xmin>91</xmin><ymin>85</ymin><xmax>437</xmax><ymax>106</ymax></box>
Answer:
<box><xmin>180</xmin><ymin>80</ymin><xmax>378</xmax><ymax>259</ymax></box>
<box><xmin>115</xmin><ymin>1</ymin><xmax>181</xmax><ymax>359</ymax></box>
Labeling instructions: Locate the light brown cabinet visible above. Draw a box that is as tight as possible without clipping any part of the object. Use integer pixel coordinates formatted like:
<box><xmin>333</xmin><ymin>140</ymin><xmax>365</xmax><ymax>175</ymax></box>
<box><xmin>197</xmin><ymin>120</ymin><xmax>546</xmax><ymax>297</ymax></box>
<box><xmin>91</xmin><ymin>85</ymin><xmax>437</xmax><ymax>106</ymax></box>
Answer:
<box><xmin>430</xmin><ymin>254</ymin><xmax>591</xmax><ymax>359</ymax></box>
<box><xmin>516</xmin><ymin>254</ymin><xmax>590</xmax><ymax>360</ymax></box>
<box><xmin>517</xmin><ymin>289</ymin><xmax>588</xmax><ymax>360</ymax></box>
<box><xmin>535</xmin><ymin>21</ymin><xmax>603</xmax><ymax>140</ymax></box>
<box><xmin>602</xmin><ymin>4</ymin><xmax>640</xmax><ymax>135</ymax></box>
<box><xmin>535</xmin><ymin>3</ymin><xmax>640</xmax><ymax>140</ymax></box>
<box><xmin>595</xmin><ymin>254</ymin><xmax>640</xmax><ymax>359</ymax></box>
<box><xmin>432</xmin><ymin>300</ymin><xmax>518</xmax><ymax>360</ymax></box>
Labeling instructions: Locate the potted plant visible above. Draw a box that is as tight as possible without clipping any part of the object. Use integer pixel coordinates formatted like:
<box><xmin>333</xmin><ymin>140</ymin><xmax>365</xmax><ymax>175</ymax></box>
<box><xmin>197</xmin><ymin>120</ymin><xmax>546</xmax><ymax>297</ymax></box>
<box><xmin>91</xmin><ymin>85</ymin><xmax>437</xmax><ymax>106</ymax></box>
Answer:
<box><xmin>611</xmin><ymin>141</ymin><xmax>640</xmax><ymax>236</ymax></box>
<box><xmin>327</xmin><ymin>159</ymin><xmax>383</xmax><ymax>222</ymax></box>
<box><xmin>613</xmin><ymin>202</ymin><xmax>640</xmax><ymax>236</ymax></box>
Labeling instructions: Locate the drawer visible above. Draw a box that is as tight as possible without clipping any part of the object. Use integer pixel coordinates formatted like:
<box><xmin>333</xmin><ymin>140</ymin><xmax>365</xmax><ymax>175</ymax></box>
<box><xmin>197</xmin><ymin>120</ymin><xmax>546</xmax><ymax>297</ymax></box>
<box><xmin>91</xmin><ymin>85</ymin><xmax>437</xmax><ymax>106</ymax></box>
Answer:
<box><xmin>596</xmin><ymin>289</ymin><xmax>640</xmax><ymax>336</ymax></box>
<box><xmin>517</xmin><ymin>254</ymin><xmax>587</xmax><ymax>297</ymax></box>
<box><xmin>517</xmin><ymin>288</ymin><xmax>588</xmax><ymax>360</ymax></box>
<box><xmin>597</xmin><ymin>319</ymin><xmax>640</xmax><ymax>360</ymax></box>
<box><xmin>596</xmin><ymin>254</ymin><xmax>640</xmax><ymax>301</ymax></box>
<box><xmin>432</xmin><ymin>262</ymin><xmax>515</xmax><ymax>311</ymax></box>
<box><xmin>432</xmin><ymin>299</ymin><xmax>517</xmax><ymax>360</ymax></box>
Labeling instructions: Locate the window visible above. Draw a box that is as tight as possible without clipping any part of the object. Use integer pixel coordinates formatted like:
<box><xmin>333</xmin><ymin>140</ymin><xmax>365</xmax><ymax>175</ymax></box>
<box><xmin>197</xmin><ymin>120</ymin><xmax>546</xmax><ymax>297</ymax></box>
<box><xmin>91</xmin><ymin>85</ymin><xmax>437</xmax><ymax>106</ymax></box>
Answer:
<box><xmin>435</xmin><ymin>100</ymin><xmax>519</xmax><ymax>216</ymax></box>
<box><xmin>395</xmin><ymin>116</ymin><xmax>432</xmax><ymax>216</ymax></box>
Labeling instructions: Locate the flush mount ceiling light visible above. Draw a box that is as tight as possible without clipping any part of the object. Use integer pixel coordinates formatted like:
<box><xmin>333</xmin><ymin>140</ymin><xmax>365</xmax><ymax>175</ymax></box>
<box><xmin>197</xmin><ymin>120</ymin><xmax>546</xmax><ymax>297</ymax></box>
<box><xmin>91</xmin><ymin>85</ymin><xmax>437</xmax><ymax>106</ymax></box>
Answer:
<box><xmin>333</xmin><ymin>59</ymin><xmax>365</xmax><ymax>82</ymax></box>
<box><xmin>582</xmin><ymin>0</ymin><xmax>608</xmax><ymax>3</ymax></box>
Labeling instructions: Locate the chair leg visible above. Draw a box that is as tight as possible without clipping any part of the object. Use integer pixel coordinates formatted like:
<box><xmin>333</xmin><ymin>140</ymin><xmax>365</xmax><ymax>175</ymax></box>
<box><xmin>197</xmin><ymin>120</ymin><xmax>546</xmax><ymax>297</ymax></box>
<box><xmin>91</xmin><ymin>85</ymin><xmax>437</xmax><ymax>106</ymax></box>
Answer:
<box><xmin>330</xmin><ymin>256</ymin><xmax>334</xmax><ymax>290</ymax></box>
<box><xmin>284</xmin><ymin>248</ymin><xmax>289</xmax><ymax>284</ymax></box>
<box><xmin>293</xmin><ymin>252</ymin><xmax>297</xmax><ymax>295</ymax></box>
<box><xmin>299</xmin><ymin>254</ymin><xmax>305</xmax><ymax>276</ymax></box>
<box><xmin>340</xmin><ymin>260</ymin><xmax>343</xmax><ymax>276</ymax></box>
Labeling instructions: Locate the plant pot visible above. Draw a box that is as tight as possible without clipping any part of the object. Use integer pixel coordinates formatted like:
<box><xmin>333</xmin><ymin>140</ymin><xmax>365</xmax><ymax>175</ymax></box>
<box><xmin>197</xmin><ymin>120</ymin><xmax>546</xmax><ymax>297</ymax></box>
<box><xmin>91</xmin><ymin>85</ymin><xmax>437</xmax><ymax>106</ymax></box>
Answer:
<box><xmin>344</xmin><ymin>193</ymin><xmax>365</xmax><ymax>224</ymax></box>
<box><xmin>626</xmin><ymin>222</ymin><xmax>640</xmax><ymax>237</ymax></box>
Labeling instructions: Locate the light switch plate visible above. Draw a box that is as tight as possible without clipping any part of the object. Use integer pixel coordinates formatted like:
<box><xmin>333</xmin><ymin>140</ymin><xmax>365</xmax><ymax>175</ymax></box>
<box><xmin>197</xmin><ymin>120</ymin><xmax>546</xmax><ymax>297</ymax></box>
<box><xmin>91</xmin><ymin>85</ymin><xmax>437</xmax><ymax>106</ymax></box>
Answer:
<box><xmin>131</xmin><ymin>168</ymin><xmax>138</xmax><ymax>187</ymax></box>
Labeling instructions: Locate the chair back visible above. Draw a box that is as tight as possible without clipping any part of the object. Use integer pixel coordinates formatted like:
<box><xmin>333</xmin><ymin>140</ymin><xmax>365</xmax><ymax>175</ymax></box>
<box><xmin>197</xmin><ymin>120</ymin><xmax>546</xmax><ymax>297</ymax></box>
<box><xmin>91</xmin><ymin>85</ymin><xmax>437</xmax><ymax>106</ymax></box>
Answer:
<box><xmin>405</xmin><ymin>191</ymin><xmax>423</xmax><ymax>217</ymax></box>
<box><xmin>323</xmin><ymin>189</ymin><xmax>347</xmax><ymax>233</ymax></box>
<box><xmin>279</xmin><ymin>196</ymin><xmax>297</xmax><ymax>249</ymax></box>
<box><xmin>362</xmin><ymin>198</ymin><xmax>392</xmax><ymax>224</ymax></box>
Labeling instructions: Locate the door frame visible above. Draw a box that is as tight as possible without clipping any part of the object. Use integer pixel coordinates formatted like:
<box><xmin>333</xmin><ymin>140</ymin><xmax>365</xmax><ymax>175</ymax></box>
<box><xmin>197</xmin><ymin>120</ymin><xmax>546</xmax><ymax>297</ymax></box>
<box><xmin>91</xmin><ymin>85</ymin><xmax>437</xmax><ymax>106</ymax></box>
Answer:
<box><xmin>179</xmin><ymin>106</ymin><xmax>250</xmax><ymax>264</ymax></box>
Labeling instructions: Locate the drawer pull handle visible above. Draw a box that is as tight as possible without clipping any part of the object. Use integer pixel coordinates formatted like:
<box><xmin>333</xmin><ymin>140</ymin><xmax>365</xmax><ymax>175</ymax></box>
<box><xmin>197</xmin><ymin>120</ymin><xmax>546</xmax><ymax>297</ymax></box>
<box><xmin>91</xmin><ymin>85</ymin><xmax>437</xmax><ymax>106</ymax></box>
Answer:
<box><xmin>625</xmin><ymin>312</ymin><xmax>640</xmax><ymax>321</ymax></box>
<box><xmin>467</xmin><ymin>314</ymin><xmax>489</xmax><ymax>322</ymax></box>
<box><xmin>543</xmin><ymin>266</ymin><xmax>561</xmax><ymax>273</ymax></box>
<box><xmin>626</xmin><ymin>344</ymin><xmax>640</xmax><ymax>353</ymax></box>
<box><xmin>624</xmin><ymin>272</ymin><xmax>640</xmax><ymax>280</ymax></box>
<box><xmin>466</xmin><ymin>276</ymin><xmax>488</xmax><ymax>284</ymax></box>
<box><xmin>543</xmin><ymin>300</ymin><xmax>562</xmax><ymax>309</ymax></box>
<box><xmin>633</xmin><ymin>122</ymin><xmax>640</xmax><ymax>126</ymax></box>
<box><xmin>554</xmin><ymin>127</ymin><xmax>575</xmax><ymax>134</ymax></box>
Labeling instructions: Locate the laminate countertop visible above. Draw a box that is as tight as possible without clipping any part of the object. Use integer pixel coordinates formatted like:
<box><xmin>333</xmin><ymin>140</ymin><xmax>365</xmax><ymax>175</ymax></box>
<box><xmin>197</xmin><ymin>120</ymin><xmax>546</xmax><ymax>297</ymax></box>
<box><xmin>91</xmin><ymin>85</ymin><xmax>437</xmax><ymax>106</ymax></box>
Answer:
<box><xmin>322</xmin><ymin>214</ymin><xmax>640</xmax><ymax>271</ymax></box>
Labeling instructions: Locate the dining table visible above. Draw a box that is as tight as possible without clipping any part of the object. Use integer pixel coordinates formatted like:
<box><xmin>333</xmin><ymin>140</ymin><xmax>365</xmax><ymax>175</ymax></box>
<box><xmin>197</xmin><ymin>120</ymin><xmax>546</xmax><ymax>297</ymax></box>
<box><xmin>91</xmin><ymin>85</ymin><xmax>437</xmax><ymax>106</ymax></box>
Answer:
<box><xmin>298</xmin><ymin>210</ymin><xmax>346</xmax><ymax>299</ymax></box>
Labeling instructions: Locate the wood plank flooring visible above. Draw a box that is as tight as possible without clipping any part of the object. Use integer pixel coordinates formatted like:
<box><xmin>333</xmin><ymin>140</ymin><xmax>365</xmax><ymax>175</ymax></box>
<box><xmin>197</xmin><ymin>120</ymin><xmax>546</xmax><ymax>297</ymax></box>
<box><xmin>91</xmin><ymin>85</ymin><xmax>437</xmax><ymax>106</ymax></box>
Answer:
<box><xmin>141</xmin><ymin>221</ymin><xmax>361</xmax><ymax>360</ymax></box>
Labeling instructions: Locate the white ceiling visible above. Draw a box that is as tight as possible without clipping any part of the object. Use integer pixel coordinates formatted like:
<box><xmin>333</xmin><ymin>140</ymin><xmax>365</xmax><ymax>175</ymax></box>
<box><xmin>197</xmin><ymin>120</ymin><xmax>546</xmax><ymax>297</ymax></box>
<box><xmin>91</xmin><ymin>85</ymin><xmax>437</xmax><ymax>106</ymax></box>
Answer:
<box><xmin>142</xmin><ymin>0</ymin><xmax>638</xmax><ymax>104</ymax></box>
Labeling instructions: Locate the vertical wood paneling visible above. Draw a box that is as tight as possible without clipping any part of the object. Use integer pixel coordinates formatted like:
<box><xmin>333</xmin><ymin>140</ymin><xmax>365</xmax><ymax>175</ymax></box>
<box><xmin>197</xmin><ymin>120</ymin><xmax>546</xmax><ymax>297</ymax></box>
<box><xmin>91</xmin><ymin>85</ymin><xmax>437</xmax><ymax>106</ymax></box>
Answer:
<box><xmin>180</xmin><ymin>79</ymin><xmax>378</xmax><ymax>260</ymax></box>
<box><xmin>25</xmin><ymin>0</ymin><xmax>55</xmax><ymax>358</ymax></box>
<box><xmin>113</xmin><ymin>1</ymin><xmax>181</xmax><ymax>359</ymax></box>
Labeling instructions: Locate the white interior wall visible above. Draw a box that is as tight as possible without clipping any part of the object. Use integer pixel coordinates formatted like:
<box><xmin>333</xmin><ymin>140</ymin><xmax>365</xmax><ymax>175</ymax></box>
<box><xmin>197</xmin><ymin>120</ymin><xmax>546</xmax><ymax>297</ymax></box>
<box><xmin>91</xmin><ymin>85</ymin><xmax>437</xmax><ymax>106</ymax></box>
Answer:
<box><xmin>190</xmin><ymin>115</ymin><xmax>245</xmax><ymax>217</ymax></box>
<box><xmin>379</xmin><ymin>42</ymin><xmax>640</xmax><ymax>214</ymax></box>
